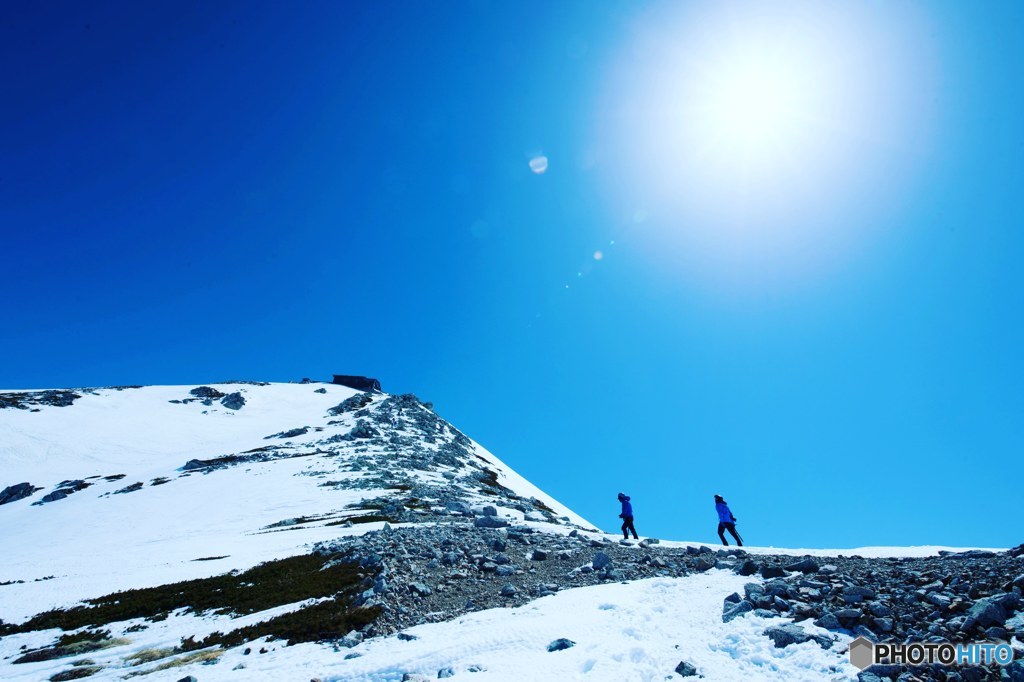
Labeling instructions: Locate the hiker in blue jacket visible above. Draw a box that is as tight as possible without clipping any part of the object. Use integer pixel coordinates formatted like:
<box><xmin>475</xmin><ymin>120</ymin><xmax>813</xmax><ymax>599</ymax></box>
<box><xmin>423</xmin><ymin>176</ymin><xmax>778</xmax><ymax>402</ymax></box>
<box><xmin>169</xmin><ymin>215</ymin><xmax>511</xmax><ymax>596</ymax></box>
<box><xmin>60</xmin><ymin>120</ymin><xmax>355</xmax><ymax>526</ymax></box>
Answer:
<box><xmin>618</xmin><ymin>492</ymin><xmax>639</xmax><ymax>540</ymax></box>
<box><xmin>715</xmin><ymin>494</ymin><xmax>743</xmax><ymax>546</ymax></box>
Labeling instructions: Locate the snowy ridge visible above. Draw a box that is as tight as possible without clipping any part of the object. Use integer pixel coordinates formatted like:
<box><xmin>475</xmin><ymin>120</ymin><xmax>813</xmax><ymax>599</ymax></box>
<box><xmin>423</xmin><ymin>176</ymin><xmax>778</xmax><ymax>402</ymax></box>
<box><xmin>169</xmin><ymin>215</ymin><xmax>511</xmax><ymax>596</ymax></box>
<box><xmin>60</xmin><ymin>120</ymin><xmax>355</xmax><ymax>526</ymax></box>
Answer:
<box><xmin>1</xmin><ymin>382</ymin><xmax>1019</xmax><ymax>682</ymax></box>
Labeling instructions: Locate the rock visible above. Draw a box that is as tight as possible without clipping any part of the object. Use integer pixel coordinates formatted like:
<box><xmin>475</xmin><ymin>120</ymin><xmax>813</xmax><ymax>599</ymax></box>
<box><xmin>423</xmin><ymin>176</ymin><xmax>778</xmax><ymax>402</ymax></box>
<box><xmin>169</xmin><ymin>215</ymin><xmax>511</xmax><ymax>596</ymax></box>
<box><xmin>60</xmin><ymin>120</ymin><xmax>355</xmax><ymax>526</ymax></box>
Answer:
<box><xmin>736</xmin><ymin>560</ymin><xmax>759</xmax><ymax>576</ymax></box>
<box><xmin>695</xmin><ymin>557</ymin><xmax>716</xmax><ymax>572</ymax></box>
<box><xmin>314</xmin><ymin>387</ymin><xmax>327</xmax><ymax>393</ymax></box>
<box><xmin>1002</xmin><ymin>661</ymin><xmax>1024</xmax><ymax>682</ymax></box>
<box><xmin>962</xmin><ymin>597</ymin><xmax>1007</xmax><ymax>631</ymax></box>
<box><xmin>481</xmin><ymin>505</ymin><xmax>498</xmax><ymax>516</ymax></box>
<box><xmin>763</xmin><ymin>623</ymin><xmax>832</xmax><ymax>649</ymax></box>
<box><xmin>723</xmin><ymin>600</ymin><xmax>754</xmax><ymax>623</ymax></box>
<box><xmin>500</xmin><ymin>584</ymin><xmax>517</xmax><ymax>597</ymax></box>
<box><xmin>176</xmin><ymin>677</ymin><xmax>198</xmax><ymax>682</ymax></box>
<box><xmin>473</xmin><ymin>516</ymin><xmax>509</xmax><ymax>529</ymax></box>
<box><xmin>834</xmin><ymin>609</ymin><xmax>863</xmax><ymax>629</ymax></box>
<box><xmin>531</xmin><ymin>549</ymin><xmax>548</xmax><ymax>561</ymax></box>
<box><xmin>410</xmin><ymin>582</ymin><xmax>432</xmax><ymax>597</ymax></box>
<box><xmin>220</xmin><ymin>392</ymin><xmax>246</xmax><ymax>410</ymax></box>
<box><xmin>547</xmin><ymin>638</ymin><xmax>575</xmax><ymax>652</ymax></box>
<box><xmin>438</xmin><ymin>668</ymin><xmax>455</xmax><ymax>679</ymax></box>
<box><xmin>190</xmin><ymin>386</ymin><xmax>225</xmax><ymax>399</ymax></box>
<box><xmin>813</xmin><ymin>613</ymin><xmax>842</xmax><ymax>630</ymax></box>
<box><xmin>339</xmin><ymin>631</ymin><xmax>363</xmax><ymax>648</ymax></box>
<box><xmin>524</xmin><ymin>511</ymin><xmax>546</xmax><ymax>522</ymax></box>
<box><xmin>724</xmin><ymin>592</ymin><xmax>742</xmax><ymax>605</ymax></box>
<box><xmin>592</xmin><ymin>551</ymin><xmax>613</xmax><ymax>570</ymax></box>
<box><xmin>785</xmin><ymin>557</ymin><xmax>820</xmax><ymax>574</ymax></box>
<box><xmin>674</xmin><ymin>660</ymin><xmax>698</xmax><ymax>677</ymax></box>
<box><xmin>761</xmin><ymin>565</ymin><xmax>787</xmax><ymax>579</ymax></box>
<box><xmin>0</xmin><ymin>482</ymin><xmax>39</xmax><ymax>505</ymax></box>
<box><xmin>842</xmin><ymin>586</ymin><xmax>875</xmax><ymax>604</ymax></box>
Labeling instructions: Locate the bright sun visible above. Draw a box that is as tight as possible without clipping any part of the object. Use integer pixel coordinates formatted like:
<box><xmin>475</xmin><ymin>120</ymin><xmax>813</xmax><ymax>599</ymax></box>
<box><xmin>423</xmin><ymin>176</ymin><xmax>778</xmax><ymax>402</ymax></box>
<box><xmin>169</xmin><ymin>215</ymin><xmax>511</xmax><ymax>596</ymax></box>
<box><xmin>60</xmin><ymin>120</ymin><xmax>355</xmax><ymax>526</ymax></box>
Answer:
<box><xmin>698</xmin><ymin>59</ymin><xmax>808</xmax><ymax>162</ymax></box>
<box><xmin>596</xmin><ymin>0</ymin><xmax>937</xmax><ymax>283</ymax></box>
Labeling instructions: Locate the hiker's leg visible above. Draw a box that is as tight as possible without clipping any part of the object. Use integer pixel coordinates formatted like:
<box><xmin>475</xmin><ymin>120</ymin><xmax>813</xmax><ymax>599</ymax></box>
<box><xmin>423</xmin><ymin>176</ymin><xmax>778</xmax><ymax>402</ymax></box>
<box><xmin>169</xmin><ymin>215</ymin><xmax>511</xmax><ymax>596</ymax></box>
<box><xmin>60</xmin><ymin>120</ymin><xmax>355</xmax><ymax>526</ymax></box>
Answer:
<box><xmin>718</xmin><ymin>522</ymin><xmax>728</xmax><ymax>545</ymax></box>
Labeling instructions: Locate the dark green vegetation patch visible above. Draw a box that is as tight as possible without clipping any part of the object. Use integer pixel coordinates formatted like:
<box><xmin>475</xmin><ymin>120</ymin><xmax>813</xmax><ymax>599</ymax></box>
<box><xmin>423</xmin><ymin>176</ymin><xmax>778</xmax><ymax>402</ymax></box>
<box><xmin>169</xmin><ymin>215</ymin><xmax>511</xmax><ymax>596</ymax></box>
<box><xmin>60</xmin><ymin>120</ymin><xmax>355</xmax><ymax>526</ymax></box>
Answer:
<box><xmin>11</xmin><ymin>553</ymin><xmax>377</xmax><ymax>637</ymax></box>
<box><xmin>181</xmin><ymin>597</ymin><xmax>380</xmax><ymax>649</ymax></box>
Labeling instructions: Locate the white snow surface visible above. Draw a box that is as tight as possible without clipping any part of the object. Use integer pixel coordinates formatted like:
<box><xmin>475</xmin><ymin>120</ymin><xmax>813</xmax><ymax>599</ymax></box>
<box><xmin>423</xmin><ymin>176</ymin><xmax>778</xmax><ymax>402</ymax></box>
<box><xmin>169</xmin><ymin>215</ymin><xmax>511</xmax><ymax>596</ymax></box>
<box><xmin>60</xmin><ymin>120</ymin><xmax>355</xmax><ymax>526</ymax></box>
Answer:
<box><xmin>0</xmin><ymin>382</ymin><xmax>1006</xmax><ymax>681</ymax></box>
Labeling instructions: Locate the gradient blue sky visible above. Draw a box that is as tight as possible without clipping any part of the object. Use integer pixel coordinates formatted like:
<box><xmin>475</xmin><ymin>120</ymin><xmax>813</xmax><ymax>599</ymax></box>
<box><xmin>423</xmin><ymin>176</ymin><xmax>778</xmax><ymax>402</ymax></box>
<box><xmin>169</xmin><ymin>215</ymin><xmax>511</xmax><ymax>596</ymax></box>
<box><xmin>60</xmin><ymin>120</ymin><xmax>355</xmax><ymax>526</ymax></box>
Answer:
<box><xmin>2</xmin><ymin>1</ymin><xmax>1022</xmax><ymax>549</ymax></box>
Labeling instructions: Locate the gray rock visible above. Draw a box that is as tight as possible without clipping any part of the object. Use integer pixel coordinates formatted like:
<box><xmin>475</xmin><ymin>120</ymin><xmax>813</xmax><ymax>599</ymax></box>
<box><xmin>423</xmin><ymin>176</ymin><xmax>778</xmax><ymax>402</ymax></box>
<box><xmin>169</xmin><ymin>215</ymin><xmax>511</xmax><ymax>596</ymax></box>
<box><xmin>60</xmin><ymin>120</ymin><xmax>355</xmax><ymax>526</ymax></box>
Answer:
<box><xmin>531</xmin><ymin>549</ymin><xmax>548</xmax><ymax>561</ymax></box>
<box><xmin>695</xmin><ymin>557</ymin><xmax>716</xmax><ymax>572</ymax></box>
<box><xmin>445</xmin><ymin>500</ymin><xmax>471</xmax><ymax>515</ymax></box>
<box><xmin>723</xmin><ymin>600</ymin><xmax>754</xmax><ymax>623</ymax></box>
<box><xmin>473</xmin><ymin>516</ymin><xmax>509</xmax><ymax>529</ymax></box>
<box><xmin>500</xmin><ymin>584</ymin><xmax>517</xmax><ymax>597</ymax></box>
<box><xmin>834</xmin><ymin>609</ymin><xmax>863</xmax><ymax>629</ymax></box>
<box><xmin>0</xmin><ymin>482</ymin><xmax>40</xmax><ymax>505</ymax></box>
<box><xmin>813</xmin><ymin>613</ymin><xmax>842</xmax><ymax>630</ymax></box>
<box><xmin>592</xmin><ymin>551</ymin><xmax>613</xmax><ymax>570</ymax></box>
<box><xmin>674</xmin><ymin>660</ymin><xmax>698</xmax><ymax>677</ymax></box>
<box><xmin>410</xmin><ymin>582</ymin><xmax>432</xmax><ymax>597</ymax></box>
<box><xmin>547</xmin><ymin>638</ymin><xmax>575</xmax><ymax>652</ymax></box>
<box><xmin>761</xmin><ymin>565</ymin><xmax>787</xmax><ymax>579</ymax></box>
<box><xmin>339</xmin><ymin>631</ymin><xmax>363</xmax><ymax>648</ymax></box>
<box><xmin>736</xmin><ymin>560</ymin><xmax>759</xmax><ymax>576</ymax></box>
<box><xmin>220</xmin><ymin>392</ymin><xmax>246</xmax><ymax>410</ymax></box>
<box><xmin>438</xmin><ymin>667</ymin><xmax>455</xmax><ymax>678</ymax></box>
<box><xmin>763</xmin><ymin>623</ymin><xmax>831</xmax><ymax>649</ymax></box>
<box><xmin>190</xmin><ymin>386</ymin><xmax>225</xmax><ymax>399</ymax></box>
<box><xmin>962</xmin><ymin>597</ymin><xmax>1007</xmax><ymax>631</ymax></box>
<box><xmin>842</xmin><ymin>586</ymin><xmax>875</xmax><ymax>604</ymax></box>
<box><xmin>482</xmin><ymin>505</ymin><xmax>498</xmax><ymax>516</ymax></box>
<box><xmin>785</xmin><ymin>557</ymin><xmax>820</xmax><ymax>574</ymax></box>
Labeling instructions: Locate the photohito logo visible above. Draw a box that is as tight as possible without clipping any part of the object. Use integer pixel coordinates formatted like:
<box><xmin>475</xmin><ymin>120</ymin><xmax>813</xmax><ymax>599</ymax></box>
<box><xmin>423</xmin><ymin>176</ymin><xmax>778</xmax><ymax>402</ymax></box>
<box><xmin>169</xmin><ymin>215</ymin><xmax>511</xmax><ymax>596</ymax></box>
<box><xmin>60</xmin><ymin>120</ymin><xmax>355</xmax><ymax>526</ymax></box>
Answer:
<box><xmin>849</xmin><ymin>636</ymin><xmax>1014</xmax><ymax>670</ymax></box>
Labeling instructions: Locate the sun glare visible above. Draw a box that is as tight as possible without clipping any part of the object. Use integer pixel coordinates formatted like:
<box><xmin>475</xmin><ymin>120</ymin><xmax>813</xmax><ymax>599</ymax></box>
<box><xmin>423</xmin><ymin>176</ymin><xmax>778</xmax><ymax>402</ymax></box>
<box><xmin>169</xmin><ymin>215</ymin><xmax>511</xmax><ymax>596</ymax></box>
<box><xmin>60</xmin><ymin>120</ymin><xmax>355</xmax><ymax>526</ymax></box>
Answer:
<box><xmin>703</xmin><ymin>60</ymin><xmax>805</xmax><ymax>156</ymax></box>
<box><xmin>596</xmin><ymin>1</ymin><xmax>937</xmax><ymax>286</ymax></box>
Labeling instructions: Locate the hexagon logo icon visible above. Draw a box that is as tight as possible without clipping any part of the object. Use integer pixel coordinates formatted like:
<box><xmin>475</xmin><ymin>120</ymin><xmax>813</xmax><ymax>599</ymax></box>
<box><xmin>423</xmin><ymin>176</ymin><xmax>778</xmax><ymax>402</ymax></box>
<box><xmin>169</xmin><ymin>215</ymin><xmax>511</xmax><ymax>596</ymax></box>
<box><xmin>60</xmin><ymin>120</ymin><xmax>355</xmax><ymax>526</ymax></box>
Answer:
<box><xmin>849</xmin><ymin>636</ymin><xmax>875</xmax><ymax>670</ymax></box>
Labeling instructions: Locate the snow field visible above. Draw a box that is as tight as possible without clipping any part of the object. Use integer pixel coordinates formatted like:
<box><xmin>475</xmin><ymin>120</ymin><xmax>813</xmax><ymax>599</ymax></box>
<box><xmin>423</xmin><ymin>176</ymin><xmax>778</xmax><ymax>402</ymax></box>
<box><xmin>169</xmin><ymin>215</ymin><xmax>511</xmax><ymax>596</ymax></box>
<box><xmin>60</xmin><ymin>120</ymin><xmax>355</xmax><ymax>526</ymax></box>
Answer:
<box><xmin>328</xmin><ymin>571</ymin><xmax>857</xmax><ymax>682</ymax></box>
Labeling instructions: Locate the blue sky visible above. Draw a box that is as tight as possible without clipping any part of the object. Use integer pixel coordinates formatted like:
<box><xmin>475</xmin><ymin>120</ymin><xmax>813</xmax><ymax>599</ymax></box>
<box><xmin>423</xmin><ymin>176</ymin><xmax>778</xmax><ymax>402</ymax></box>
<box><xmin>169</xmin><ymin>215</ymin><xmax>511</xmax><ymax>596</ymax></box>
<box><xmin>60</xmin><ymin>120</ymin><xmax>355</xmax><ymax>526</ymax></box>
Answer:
<box><xmin>2</xmin><ymin>1</ymin><xmax>1022</xmax><ymax>549</ymax></box>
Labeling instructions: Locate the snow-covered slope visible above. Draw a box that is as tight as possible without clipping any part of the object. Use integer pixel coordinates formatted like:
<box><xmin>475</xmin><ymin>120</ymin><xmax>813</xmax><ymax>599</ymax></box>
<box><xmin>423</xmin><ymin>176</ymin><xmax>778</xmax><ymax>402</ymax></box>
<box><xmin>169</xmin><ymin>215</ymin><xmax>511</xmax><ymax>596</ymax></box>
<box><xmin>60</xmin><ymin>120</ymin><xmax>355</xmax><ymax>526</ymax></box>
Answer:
<box><xmin>1</xmin><ymin>382</ymin><xmax>1018</xmax><ymax>682</ymax></box>
<box><xmin>0</xmin><ymin>383</ymin><xmax>590</xmax><ymax>619</ymax></box>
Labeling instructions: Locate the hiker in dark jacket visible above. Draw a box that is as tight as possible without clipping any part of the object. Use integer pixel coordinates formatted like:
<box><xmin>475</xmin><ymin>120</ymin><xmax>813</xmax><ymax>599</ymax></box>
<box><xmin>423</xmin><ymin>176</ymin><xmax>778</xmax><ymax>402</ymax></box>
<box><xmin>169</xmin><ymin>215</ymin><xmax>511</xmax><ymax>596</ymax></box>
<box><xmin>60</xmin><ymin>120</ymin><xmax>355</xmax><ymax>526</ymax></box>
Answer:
<box><xmin>618</xmin><ymin>492</ymin><xmax>639</xmax><ymax>540</ymax></box>
<box><xmin>715</xmin><ymin>494</ymin><xmax>743</xmax><ymax>546</ymax></box>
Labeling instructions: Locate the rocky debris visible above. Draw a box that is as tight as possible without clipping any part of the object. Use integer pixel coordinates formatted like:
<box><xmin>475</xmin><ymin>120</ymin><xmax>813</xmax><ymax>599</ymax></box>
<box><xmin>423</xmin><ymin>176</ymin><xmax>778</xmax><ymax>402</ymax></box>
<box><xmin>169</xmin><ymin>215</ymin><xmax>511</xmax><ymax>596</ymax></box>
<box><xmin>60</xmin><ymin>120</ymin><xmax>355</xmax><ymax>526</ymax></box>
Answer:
<box><xmin>265</xmin><ymin>427</ymin><xmax>309</xmax><ymax>440</ymax></box>
<box><xmin>674</xmin><ymin>661</ymin><xmax>698</xmax><ymax>677</ymax></box>
<box><xmin>717</xmin><ymin>549</ymin><xmax>1024</xmax><ymax>680</ymax></box>
<box><xmin>190</xmin><ymin>386</ymin><xmax>225</xmax><ymax>399</ymax></box>
<box><xmin>220</xmin><ymin>392</ymin><xmax>245</xmax><ymax>410</ymax></box>
<box><xmin>312</xmin><ymin>523</ymin><xmax>754</xmax><ymax>639</ymax></box>
<box><xmin>547</xmin><ymin>638</ymin><xmax>575</xmax><ymax>652</ymax></box>
<box><xmin>114</xmin><ymin>482</ymin><xmax>144</xmax><ymax>495</ymax></box>
<box><xmin>0</xmin><ymin>482</ymin><xmax>41</xmax><ymax>505</ymax></box>
<box><xmin>785</xmin><ymin>557</ymin><xmax>820</xmax><ymax>574</ymax></box>
<box><xmin>314</xmin><ymin>388</ymin><xmax>327</xmax><ymax>394</ymax></box>
<box><xmin>328</xmin><ymin>392</ymin><xmax>375</xmax><ymax>417</ymax></box>
<box><xmin>0</xmin><ymin>389</ymin><xmax>81</xmax><ymax>410</ymax></box>
<box><xmin>31</xmin><ymin>480</ymin><xmax>92</xmax><ymax>505</ymax></box>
